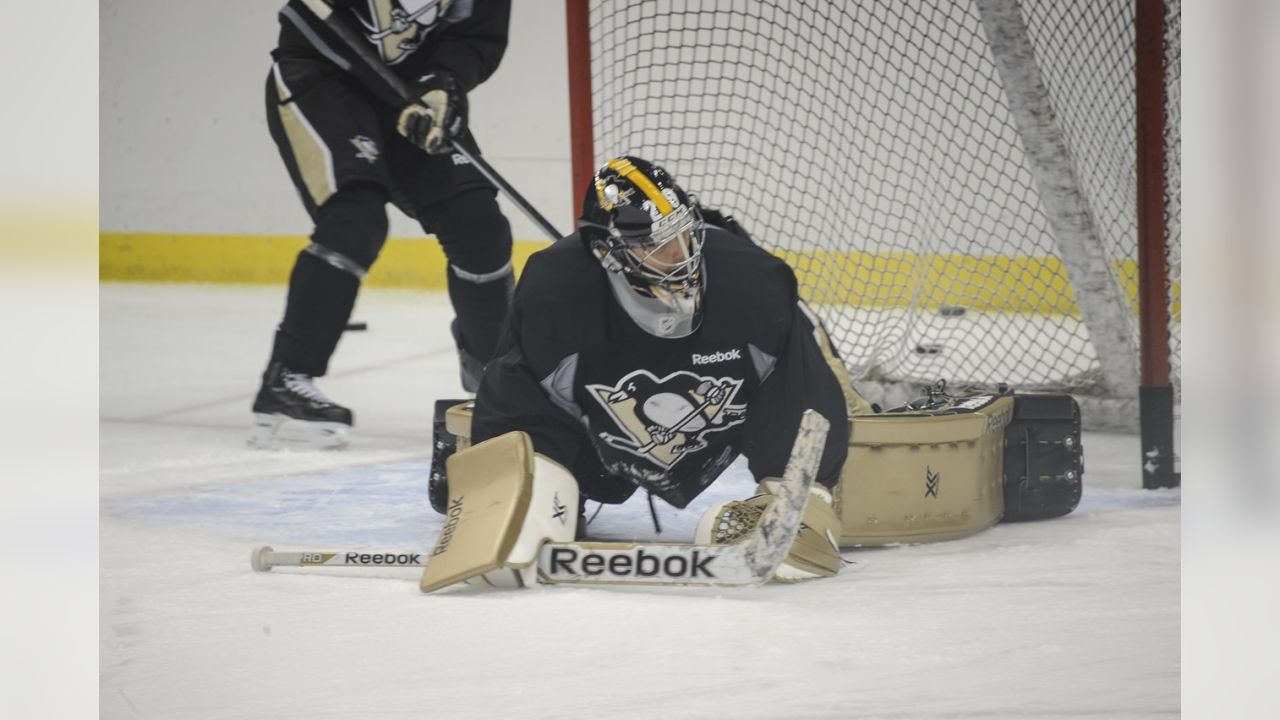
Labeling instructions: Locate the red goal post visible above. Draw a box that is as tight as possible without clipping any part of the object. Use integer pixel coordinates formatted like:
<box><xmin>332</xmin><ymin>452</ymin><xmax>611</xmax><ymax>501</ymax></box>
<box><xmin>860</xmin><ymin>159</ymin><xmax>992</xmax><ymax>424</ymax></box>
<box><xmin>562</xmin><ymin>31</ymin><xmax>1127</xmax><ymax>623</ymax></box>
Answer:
<box><xmin>564</xmin><ymin>0</ymin><xmax>1180</xmax><ymax>488</ymax></box>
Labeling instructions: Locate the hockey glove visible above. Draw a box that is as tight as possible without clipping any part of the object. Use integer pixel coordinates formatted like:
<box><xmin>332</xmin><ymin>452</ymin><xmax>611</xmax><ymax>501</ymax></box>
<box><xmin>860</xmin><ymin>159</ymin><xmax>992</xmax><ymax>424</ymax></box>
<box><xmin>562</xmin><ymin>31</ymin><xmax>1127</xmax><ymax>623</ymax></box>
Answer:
<box><xmin>696</xmin><ymin>481</ymin><xmax>844</xmax><ymax>581</ymax></box>
<box><xmin>397</xmin><ymin>73</ymin><xmax>468</xmax><ymax>155</ymax></box>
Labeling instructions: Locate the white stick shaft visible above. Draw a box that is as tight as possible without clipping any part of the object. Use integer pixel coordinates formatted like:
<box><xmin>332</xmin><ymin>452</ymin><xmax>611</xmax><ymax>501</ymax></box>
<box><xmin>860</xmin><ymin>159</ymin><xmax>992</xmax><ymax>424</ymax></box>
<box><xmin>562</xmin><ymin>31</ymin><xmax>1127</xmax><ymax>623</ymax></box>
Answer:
<box><xmin>251</xmin><ymin>546</ymin><xmax>427</xmax><ymax>571</ymax></box>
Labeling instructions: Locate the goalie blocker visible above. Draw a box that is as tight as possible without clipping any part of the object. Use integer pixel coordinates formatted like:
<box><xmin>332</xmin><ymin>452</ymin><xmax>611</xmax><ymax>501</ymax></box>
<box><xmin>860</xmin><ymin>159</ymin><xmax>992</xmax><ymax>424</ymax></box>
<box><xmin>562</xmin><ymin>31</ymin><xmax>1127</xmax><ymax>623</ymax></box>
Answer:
<box><xmin>420</xmin><ymin>430</ymin><xmax>579</xmax><ymax>592</ymax></box>
<box><xmin>431</xmin><ymin>388</ymin><xmax>1083</xmax><ymax>548</ymax></box>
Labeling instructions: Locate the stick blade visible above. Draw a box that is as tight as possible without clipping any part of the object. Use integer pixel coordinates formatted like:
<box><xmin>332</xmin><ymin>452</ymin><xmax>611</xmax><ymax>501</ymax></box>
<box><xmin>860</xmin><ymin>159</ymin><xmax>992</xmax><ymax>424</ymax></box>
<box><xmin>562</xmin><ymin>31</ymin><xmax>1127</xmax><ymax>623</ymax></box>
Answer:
<box><xmin>738</xmin><ymin>410</ymin><xmax>830</xmax><ymax>583</ymax></box>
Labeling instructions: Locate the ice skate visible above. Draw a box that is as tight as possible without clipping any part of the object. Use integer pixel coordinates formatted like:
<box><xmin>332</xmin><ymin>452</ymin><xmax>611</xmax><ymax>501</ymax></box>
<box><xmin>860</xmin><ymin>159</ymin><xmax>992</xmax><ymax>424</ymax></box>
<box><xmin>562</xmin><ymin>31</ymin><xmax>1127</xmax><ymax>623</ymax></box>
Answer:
<box><xmin>248</xmin><ymin>361</ymin><xmax>353</xmax><ymax>449</ymax></box>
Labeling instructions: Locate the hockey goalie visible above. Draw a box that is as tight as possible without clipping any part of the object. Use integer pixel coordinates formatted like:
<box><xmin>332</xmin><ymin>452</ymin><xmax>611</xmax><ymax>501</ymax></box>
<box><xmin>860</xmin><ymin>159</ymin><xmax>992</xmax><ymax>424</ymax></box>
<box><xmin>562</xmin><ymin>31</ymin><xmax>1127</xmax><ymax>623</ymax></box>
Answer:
<box><xmin>423</xmin><ymin>156</ymin><xmax>1084</xmax><ymax>592</ymax></box>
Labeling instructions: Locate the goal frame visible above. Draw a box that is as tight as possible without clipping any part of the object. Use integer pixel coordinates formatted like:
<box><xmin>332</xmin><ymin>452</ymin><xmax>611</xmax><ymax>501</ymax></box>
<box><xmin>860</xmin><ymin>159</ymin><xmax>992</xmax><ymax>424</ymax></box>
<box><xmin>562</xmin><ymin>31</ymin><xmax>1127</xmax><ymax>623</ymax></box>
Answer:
<box><xmin>1135</xmin><ymin>0</ymin><xmax>1179</xmax><ymax>489</ymax></box>
<box><xmin>563</xmin><ymin>0</ymin><xmax>1179</xmax><ymax>488</ymax></box>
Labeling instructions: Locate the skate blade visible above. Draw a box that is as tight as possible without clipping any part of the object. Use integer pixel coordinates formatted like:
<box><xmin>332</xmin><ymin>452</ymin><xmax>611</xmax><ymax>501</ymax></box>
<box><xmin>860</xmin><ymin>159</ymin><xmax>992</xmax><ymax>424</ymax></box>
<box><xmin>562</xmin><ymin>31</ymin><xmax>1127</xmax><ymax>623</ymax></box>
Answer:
<box><xmin>248</xmin><ymin>413</ymin><xmax>351</xmax><ymax>450</ymax></box>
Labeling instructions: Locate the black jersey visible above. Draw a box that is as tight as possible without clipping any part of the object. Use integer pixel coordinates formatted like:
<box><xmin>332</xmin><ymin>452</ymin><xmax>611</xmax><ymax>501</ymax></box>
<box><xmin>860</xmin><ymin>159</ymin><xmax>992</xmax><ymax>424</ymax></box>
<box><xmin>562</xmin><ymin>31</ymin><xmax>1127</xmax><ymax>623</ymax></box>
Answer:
<box><xmin>472</xmin><ymin>227</ymin><xmax>850</xmax><ymax>509</ymax></box>
<box><xmin>274</xmin><ymin>0</ymin><xmax>511</xmax><ymax>108</ymax></box>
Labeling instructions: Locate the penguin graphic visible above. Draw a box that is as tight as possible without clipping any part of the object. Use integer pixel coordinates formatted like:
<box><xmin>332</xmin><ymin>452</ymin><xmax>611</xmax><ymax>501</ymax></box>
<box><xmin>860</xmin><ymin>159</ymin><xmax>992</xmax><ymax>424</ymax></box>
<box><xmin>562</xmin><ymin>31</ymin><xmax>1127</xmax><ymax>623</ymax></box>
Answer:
<box><xmin>588</xmin><ymin>370</ymin><xmax>747</xmax><ymax>469</ymax></box>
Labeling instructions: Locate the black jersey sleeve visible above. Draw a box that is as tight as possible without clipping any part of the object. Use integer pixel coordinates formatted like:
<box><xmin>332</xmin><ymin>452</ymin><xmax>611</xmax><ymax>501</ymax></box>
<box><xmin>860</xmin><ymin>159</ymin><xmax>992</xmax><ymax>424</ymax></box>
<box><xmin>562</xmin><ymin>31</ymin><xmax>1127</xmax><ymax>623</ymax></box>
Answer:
<box><xmin>470</xmin><ymin>337</ymin><xmax>586</xmax><ymax>472</ymax></box>
<box><xmin>413</xmin><ymin>0</ymin><xmax>511</xmax><ymax>92</ymax></box>
<box><xmin>470</xmin><ymin>249</ymin><xmax>587</xmax><ymax>472</ymax></box>
<box><xmin>740</xmin><ymin>286</ymin><xmax>850</xmax><ymax>489</ymax></box>
<box><xmin>275</xmin><ymin>0</ymin><xmax>511</xmax><ymax>108</ymax></box>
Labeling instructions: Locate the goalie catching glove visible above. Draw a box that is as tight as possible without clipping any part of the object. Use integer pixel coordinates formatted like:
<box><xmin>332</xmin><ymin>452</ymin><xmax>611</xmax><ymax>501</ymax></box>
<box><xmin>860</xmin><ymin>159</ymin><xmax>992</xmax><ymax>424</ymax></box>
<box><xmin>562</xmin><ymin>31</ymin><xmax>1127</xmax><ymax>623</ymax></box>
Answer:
<box><xmin>397</xmin><ymin>72</ymin><xmax>467</xmax><ymax>155</ymax></box>
<box><xmin>696</xmin><ymin>481</ymin><xmax>843</xmax><ymax>581</ymax></box>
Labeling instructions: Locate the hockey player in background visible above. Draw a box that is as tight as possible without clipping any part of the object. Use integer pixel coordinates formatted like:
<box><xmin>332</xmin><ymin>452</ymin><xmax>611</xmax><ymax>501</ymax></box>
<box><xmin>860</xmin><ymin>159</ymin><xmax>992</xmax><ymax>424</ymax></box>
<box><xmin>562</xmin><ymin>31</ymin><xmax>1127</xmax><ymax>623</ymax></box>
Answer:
<box><xmin>250</xmin><ymin>0</ymin><xmax>514</xmax><ymax>449</ymax></box>
<box><xmin>440</xmin><ymin>156</ymin><xmax>852</xmax><ymax>582</ymax></box>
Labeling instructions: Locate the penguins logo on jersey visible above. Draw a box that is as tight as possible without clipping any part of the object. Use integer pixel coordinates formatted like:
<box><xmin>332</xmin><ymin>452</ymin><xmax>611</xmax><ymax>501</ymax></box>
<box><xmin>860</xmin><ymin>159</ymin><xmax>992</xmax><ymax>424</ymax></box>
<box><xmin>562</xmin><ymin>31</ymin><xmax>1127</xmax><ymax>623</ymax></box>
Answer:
<box><xmin>587</xmin><ymin>370</ymin><xmax>747</xmax><ymax>470</ymax></box>
<box><xmin>356</xmin><ymin>0</ymin><xmax>468</xmax><ymax>65</ymax></box>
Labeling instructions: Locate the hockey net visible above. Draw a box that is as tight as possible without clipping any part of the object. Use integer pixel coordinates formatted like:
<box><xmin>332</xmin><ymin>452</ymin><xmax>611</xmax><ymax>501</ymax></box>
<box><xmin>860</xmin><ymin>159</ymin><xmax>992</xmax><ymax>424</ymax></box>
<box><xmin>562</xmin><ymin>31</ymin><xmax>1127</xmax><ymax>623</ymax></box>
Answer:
<box><xmin>567</xmin><ymin>0</ymin><xmax>1180</xmax><ymax>437</ymax></box>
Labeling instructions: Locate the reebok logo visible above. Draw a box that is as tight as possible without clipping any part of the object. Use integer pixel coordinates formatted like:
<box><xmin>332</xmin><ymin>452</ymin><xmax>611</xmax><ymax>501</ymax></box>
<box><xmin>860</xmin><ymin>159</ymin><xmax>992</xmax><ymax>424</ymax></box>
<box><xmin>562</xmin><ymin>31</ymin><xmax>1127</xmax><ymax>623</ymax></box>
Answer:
<box><xmin>543</xmin><ymin>546</ymin><xmax>717</xmax><ymax>581</ymax></box>
<box><xmin>691</xmin><ymin>348</ymin><xmax>741</xmax><ymax>365</ymax></box>
<box><xmin>433</xmin><ymin>497</ymin><xmax>465</xmax><ymax>556</ymax></box>
<box><xmin>342</xmin><ymin>552</ymin><xmax>422</xmax><ymax>565</ymax></box>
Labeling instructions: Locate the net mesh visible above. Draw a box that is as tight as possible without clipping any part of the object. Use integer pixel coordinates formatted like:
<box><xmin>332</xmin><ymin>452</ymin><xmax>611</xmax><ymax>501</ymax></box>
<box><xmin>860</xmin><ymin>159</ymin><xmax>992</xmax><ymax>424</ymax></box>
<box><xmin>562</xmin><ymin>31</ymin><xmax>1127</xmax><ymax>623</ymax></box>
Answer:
<box><xmin>1163</xmin><ymin>0</ymin><xmax>1181</xmax><ymax>398</ymax></box>
<box><xmin>583</xmin><ymin>0</ymin><xmax>1180</xmax><ymax>417</ymax></box>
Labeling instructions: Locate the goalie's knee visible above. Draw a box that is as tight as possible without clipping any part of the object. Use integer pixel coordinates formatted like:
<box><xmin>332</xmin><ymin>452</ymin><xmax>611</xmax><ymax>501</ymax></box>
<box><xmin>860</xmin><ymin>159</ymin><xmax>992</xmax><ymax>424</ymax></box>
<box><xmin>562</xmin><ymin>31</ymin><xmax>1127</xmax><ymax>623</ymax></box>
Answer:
<box><xmin>695</xmin><ymin>483</ymin><xmax>843</xmax><ymax>582</ymax></box>
<box><xmin>420</xmin><ymin>431</ymin><xmax>579</xmax><ymax>593</ymax></box>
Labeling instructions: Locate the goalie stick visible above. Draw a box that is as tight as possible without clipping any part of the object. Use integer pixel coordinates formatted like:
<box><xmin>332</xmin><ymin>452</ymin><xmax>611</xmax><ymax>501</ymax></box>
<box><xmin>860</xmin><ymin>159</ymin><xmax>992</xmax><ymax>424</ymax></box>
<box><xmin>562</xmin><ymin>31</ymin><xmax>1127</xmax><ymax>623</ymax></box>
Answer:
<box><xmin>291</xmin><ymin>0</ymin><xmax>564</xmax><ymax>241</ymax></box>
<box><xmin>252</xmin><ymin>410</ymin><xmax>830</xmax><ymax>588</ymax></box>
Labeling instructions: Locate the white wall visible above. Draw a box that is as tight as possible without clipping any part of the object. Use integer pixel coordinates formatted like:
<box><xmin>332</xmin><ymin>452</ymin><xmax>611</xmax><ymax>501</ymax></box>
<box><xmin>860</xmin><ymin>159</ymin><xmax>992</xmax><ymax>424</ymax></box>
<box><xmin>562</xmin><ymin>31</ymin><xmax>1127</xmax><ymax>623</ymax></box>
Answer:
<box><xmin>100</xmin><ymin>0</ymin><xmax>573</xmax><ymax>241</ymax></box>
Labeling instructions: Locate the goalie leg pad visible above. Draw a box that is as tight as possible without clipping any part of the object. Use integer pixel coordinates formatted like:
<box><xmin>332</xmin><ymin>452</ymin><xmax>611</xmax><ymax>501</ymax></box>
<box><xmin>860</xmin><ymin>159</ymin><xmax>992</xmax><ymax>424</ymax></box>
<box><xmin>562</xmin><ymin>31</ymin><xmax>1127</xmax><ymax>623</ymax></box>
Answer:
<box><xmin>428</xmin><ymin>399</ymin><xmax>471</xmax><ymax>514</ymax></box>
<box><xmin>695</xmin><ymin>482</ymin><xmax>842</xmax><ymax>581</ymax></box>
<box><xmin>837</xmin><ymin>394</ymin><xmax>1012</xmax><ymax>546</ymax></box>
<box><xmin>420</xmin><ymin>431</ymin><xmax>578</xmax><ymax>593</ymax></box>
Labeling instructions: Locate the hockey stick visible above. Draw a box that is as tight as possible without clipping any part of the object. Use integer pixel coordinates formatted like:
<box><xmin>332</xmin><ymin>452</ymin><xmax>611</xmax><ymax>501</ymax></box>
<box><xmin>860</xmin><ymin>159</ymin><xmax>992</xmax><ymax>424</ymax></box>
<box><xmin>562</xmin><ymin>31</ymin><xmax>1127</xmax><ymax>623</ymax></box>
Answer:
<box><xmin>292</xmin><ymin>0</ymin><xmax>565</xmax><ymax>241</ymax></box>
<box><xmin>252</xmin><ymin>410</ymin><xmax>829</xmax><ymax>587</ymax></box>
<box><xmin>539</xmin><ymin>410</ymin><xmax>827</xmax><ymax>586</ymax></box>
<box><xmin>251</xmin><ymin>548</ymin><xmax>426</xmax><ymax>571</ymax></box>
<box><xmin>451</xmin><ymin>144</ymin><xmax>565</xmax><ymax>241</ymax></box>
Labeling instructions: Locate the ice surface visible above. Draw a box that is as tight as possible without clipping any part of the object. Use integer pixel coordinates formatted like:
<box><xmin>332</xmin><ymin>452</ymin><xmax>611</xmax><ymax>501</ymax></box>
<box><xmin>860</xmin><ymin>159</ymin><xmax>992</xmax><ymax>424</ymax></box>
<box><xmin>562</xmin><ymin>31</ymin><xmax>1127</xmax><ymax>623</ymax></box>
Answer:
<box><xmin>100</xmin><ymin>283</ymin><xmax>1180</xmax><ymax>719</ymax></box>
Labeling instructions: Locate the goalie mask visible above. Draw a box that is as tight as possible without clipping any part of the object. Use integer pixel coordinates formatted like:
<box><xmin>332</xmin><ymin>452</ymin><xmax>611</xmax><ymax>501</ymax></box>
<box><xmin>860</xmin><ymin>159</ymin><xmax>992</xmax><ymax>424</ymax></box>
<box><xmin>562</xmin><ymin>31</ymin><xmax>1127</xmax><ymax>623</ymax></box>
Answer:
<box><xmin>579</xmin><ymin>157</ymin><xmax>706</xmax><ymax>338</ymax></box>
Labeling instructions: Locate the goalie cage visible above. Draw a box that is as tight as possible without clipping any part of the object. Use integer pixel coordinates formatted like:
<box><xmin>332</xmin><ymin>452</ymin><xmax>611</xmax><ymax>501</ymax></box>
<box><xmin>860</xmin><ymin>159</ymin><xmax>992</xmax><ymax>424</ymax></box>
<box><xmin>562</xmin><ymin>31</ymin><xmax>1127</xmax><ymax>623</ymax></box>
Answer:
<box><xmin>564</xmin><ymin>0</ymin><xmax>1180</xmax><ymax>488</ymax></box>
